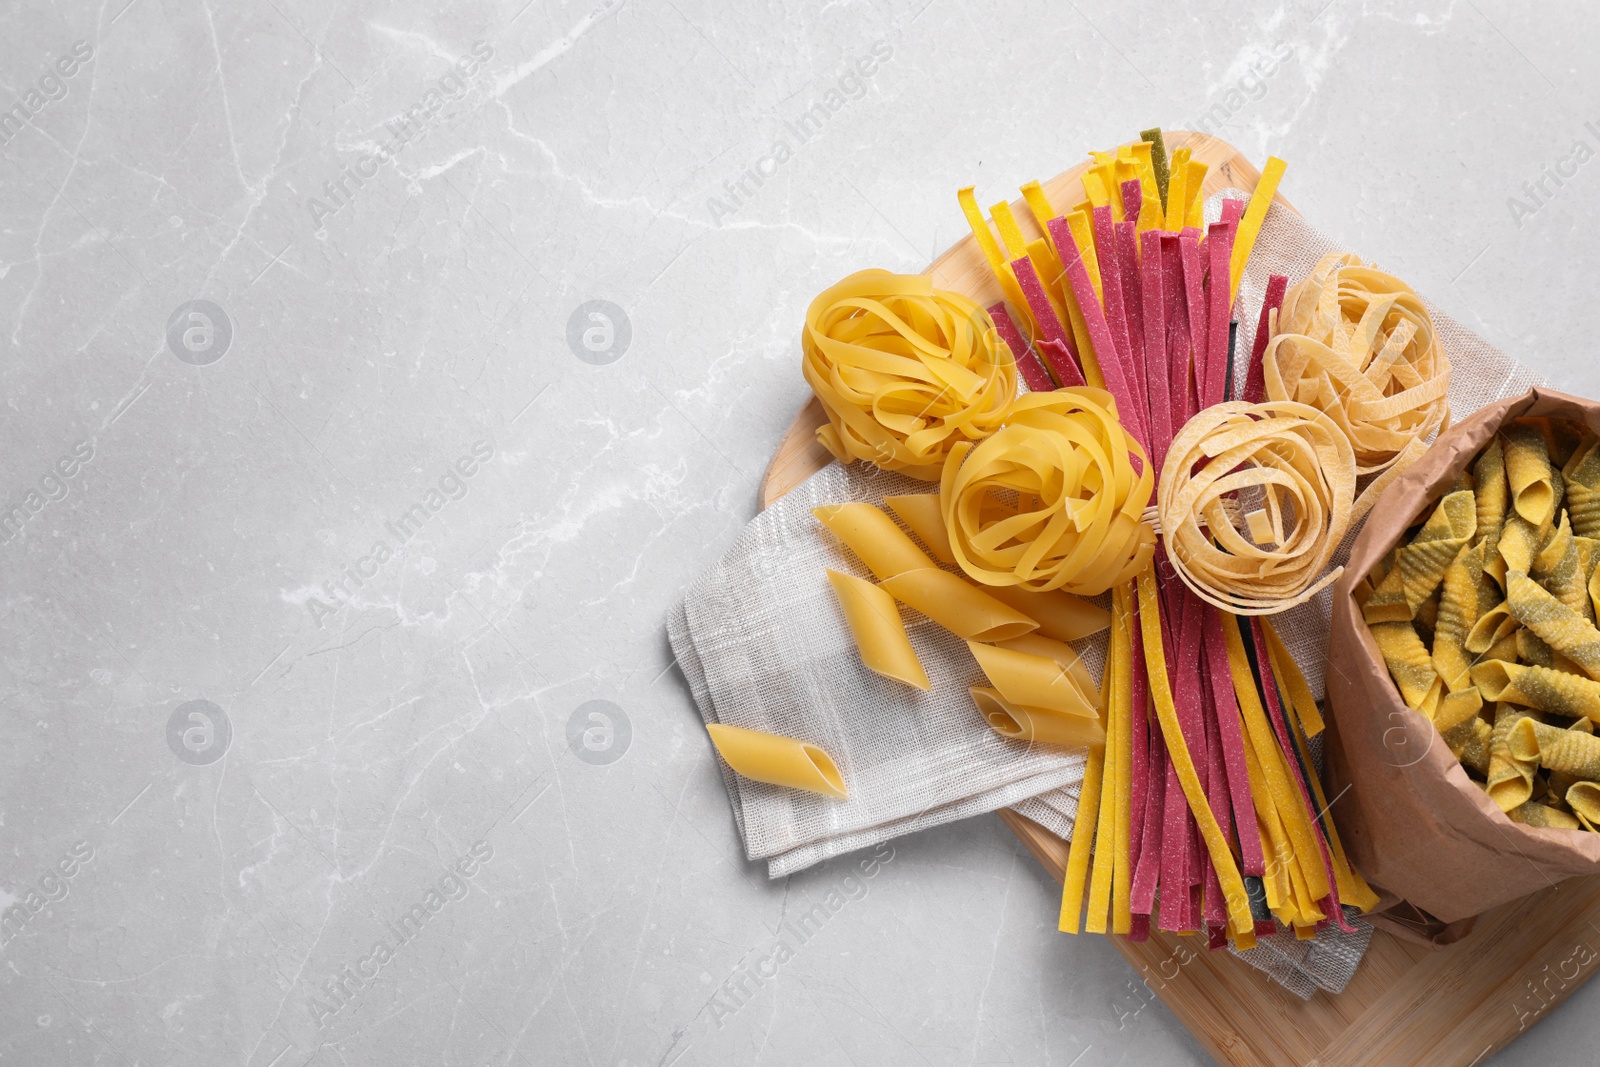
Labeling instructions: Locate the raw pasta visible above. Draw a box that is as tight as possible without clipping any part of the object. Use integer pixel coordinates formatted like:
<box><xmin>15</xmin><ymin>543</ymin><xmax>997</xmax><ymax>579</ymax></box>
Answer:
<box><xmin>705</xmin><ymin>723</ymin><xmax>849</xmax><ymax>799</ymax></box>
<box><xmin>879</xmin><ymin>568</ymin><xmax>1038</xmax><ymax>642</ymax></box>
<box><xmin>813</xmin><ymin>503</ymin><xmax>938</xmax><ymax>580</ymax></box>
<box><xmin>825</xmin><ymin>569</ymin><xmax>931</xmax><ymax>690</ymax></box>
<box><xmin>941</xmin><ymin>389</ymin><xmax>1154</xmax><ymax>596</ymax></box>
<box><xmin>803</xmin><ymin>269</ymin><xmax>1017</xmax><ymax>480</ymax></box>
<box><xmin>966</xmin><ymin>641</ymin><xmax>1097</xmax><ymax>718</ymax></box>
<box><xmin>1260</xmin><ymin>252</ymin><xmax>1451</xmax><ymax>507</ymax></box>
<box><xmin>883</xmin><ymin>493</ymin><xmax>956</xmax><ymax>563</ymax></box>
<box><xmin>970</xmin><ymin>687</ymin><xmax>1106</xmax><ymax>748</ymax></box>
<box><xmin>1160</xmin><ymin>400</ymin><xmax>1357</xmax><ymax>614</ymax></box>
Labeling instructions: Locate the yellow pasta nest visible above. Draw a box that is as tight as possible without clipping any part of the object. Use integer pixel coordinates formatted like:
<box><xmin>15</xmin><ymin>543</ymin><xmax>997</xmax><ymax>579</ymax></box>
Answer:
<box><xmin>802</xmin><ymin>269</ymin><xmax>1017</xmax><ymax>481</ymax></box>
<box><xmin>1262</xmin><ymin>252</ymin><xmax>1451</xmax><ymax>495</ymax></box>
<box><xmin>1158</xmin><ymin>400</ymin><xmax>1356</xmax><ymax>614</ymax></box>
<box><xmin>939</xmin><ymin>389</ymin><xmax>1154</xmax><ymax>596</ymax></box>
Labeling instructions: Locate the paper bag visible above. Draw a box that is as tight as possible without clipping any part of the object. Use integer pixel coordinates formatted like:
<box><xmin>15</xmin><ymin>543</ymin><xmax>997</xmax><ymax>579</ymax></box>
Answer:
<box><xmin>1325</xmin><ymin>387</ymin><xmax>1600</xmax><ymax>942</ymax></box>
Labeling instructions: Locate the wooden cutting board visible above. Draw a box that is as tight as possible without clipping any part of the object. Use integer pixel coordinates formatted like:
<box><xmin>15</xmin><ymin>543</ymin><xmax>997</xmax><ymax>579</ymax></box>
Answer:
<box><xmin>758</xmin><ymin>131</ymin><xmax>1600</xmax><ymax>1067</ymax></box>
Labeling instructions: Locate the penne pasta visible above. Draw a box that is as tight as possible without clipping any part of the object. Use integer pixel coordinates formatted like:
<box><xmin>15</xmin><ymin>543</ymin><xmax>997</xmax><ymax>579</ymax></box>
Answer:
<box><xmin>705</xmin><ymin>723</ymin><xmax>848</xmax><ymax>799</ymax></box>
<box><xmin>825</xmin><ymin>569</ymin><xmax>931</xmax><ymax>690</ymax></box>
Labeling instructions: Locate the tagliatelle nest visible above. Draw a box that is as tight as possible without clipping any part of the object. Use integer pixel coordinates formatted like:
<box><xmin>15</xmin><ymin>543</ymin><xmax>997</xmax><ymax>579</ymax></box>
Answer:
<box><xmin>1262</xmin><ymin>251</ymin><xmax>1451</xmax><ymax>501</ymax></box>
<box><xmin>939</xmin><ymin>389</ymin><xmax>1155</xmax><ymax>597</ymax></box>
<box><xmin>1158</xmin><ymin>400</ymin><xmax>1357</xmax><ymax>615</ymax></box>
<box><xmin>803</xmin><ymin>269</ymin><xmax>1017</xmax><ymax>481</ymax></box>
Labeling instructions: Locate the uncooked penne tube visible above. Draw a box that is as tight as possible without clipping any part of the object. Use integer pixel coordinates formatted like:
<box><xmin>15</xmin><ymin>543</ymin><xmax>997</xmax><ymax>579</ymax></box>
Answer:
<box><xmin>995</xmin><ymin>633</ymin><xmax>1098</xmax><ymax>701</ymax></box>
<box><xmin>705</xmin><ymin>723</ymin><xmax>848</xmax><ymax>799</ymax></box>
<box><xmin>983</xmin><ymin>584</ymin><xmax>1112</xmax><ymax>641</ymax></box>
<box><xmin>967</xmin><ymin>641</ymin><xmax>1097</xmax><ymax>718</ymax></box>
<box><xmin>825</xmin><ymin>570</ymin><xmax>930</xmax><ymax>690</ymax></box>
<box><xmin>879</xmin><ymin>568</ymin><xmax>1037</xmax><ymax>642</ymax></box>
<box><xmin>882</xmin><ymin>493</ymin><xmax>956</xmax><ymax>564</ymax></box>
<box><xmin>969</xmin><ymin>687</ymin><xmax>1105</xmax><ymax>748</ymax></box>
<box><xmin>814</xmin><ymin>503</ymin><xmax>937</xmax><ymax>580</ymax></box>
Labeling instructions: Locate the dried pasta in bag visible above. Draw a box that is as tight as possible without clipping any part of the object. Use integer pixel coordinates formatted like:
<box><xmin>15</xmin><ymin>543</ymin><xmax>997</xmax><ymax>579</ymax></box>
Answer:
<box><xmin>1487</xmin><ymin>704</ymin><xmax>1540</xmax><ymax>812</ymax></box>
<box><xmin>1367</xmin><ymin>416</ymin><xmax>1600</xmax><ymax>835</ymax></box>
<box><xmin>1472</xmin><ymin>660</ymin><xmax>1600</xmax><ymax>722</ymax></box>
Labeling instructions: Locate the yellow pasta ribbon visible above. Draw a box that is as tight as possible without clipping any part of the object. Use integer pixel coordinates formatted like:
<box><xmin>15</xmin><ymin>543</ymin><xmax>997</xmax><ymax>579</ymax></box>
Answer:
<box><xmin>1059</xmin><ymin>744</ymin><xmax>1104</xmax><ymax>933</ymax></box>
<box><xmin>1221</xmin><ymin>613</ymin><xmax>1331</xmax><ymax>909</ymax></box>
<box><xmin>941</xmin><ymin>389</ymin><xmax>1154</xmax><ymax>597</ymax></box>
<box><xmin>1184</xmin><ymin>159</ymin><xmax>1208</xmax><ymax>229</ymax></box>
<box><xmin>1164</xmin><ymin>148</ymin><xmax>1190</xmax><ymax>232</ymax></box>
<box><xmin>803</xmin><ymin>270</ymin><xmax>1017</xmax><ymax>480</ymax></box>
<box><xmin>705</xmin><ymin>724</ymin><xmax>848</xmax><ymax>799</ymax></box>
<box><xmin>1085</xmin><ymin>592</ymin><xmax>1127</xmax><ymax>934</ymax></box>
<box><xmin>1263</xmin><ymin>620</ymin><xmax>1324</xmax><ymax>736</ymax></box>
<box><xmin>1230</xmin><ymin>155</ymin><xmax>1287</xmax><ymax>302</ymax></box>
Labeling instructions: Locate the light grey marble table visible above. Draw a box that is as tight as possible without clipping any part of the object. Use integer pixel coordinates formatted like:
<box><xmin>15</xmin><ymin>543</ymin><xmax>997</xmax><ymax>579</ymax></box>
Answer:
<box><xmin>2</xmin><ymin>1</ymin><xmax>1598</xmax><ymax>1064</ymax></box>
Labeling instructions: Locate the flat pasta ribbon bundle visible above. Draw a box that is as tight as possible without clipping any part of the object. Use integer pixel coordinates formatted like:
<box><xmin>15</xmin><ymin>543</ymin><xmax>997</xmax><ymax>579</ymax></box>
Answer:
<box><xmin>940</xmin><ymin>389</ymin><xmax>1155</xmax><ymax>596</ymax></box>
<box><xmin>1262</xmin><ymin>252</ymin><xmax>1451</xmax><ymax>504</ymax></box>
<box><xmin>1158</xmin><ymin>400</ymin><xmax>1357</xmax><ymax>614</ymax></box>
<box><xmin>803</xmin><ymin>269</ymin><xmax>1017</xmax><ymax>480</ymax></box>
